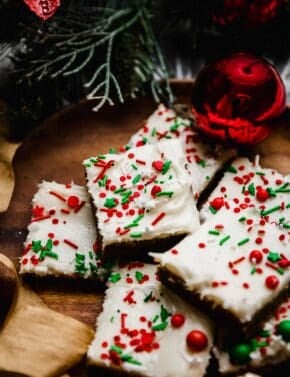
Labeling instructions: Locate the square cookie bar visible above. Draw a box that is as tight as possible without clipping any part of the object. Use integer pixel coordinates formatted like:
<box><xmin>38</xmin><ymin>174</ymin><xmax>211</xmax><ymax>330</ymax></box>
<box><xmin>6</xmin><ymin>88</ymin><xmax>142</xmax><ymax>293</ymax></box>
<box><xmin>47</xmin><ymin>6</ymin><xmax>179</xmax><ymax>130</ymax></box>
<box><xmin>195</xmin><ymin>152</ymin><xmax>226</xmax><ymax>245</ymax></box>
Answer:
<box><xmin>127</xmin><ymin>104</ymin><xmax>235</xmax><ymax>199</ymax></box>
<box><xmin>20</xmin><ymin>181</ymin><xmax>107</xmax><ymax>279</ymax></box>
<box><xmin>200</xmin><ymin>157</ymin><xmax>290</xmax><ymax>228</ymax></box>
<box><xmin>87</xmin><ymin>263</ymin><xmax>213</xmax><ymax>377</ymax></box>
<box><xmin>216</xmin><ymin>295</ymin><xmax>290</xmax><ymax>375</ymax></box>
<box><xmin>153</xmin><ymin>206</ymin><xmax>290</xmax><ymax>338</ymax></box>
<box><xmin>84</xmin><ymin>139</ymin><xmax>200</xmax><ymax>260</ymax></box>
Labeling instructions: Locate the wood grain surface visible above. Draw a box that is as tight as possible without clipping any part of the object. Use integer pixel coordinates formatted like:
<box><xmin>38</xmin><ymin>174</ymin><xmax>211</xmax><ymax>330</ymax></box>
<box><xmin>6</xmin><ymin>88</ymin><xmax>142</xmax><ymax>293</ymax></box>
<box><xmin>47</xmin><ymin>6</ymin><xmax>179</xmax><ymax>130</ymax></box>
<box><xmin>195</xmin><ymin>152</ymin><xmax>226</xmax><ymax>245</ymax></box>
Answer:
<box><xmin>0</xmin><ymin>81</ymin><xmax>290</xmax><ymax>376</ymax></box>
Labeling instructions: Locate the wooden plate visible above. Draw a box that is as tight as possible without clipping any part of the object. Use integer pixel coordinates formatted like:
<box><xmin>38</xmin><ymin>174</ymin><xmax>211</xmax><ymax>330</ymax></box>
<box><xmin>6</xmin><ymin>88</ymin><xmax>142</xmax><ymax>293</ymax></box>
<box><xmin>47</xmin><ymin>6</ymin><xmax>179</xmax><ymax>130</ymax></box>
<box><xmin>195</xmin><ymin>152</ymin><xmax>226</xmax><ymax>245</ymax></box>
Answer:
<box><xmin>0</xmin><ymin>81</ymin><xmax>290</xmax><ymax>376</ymax></box>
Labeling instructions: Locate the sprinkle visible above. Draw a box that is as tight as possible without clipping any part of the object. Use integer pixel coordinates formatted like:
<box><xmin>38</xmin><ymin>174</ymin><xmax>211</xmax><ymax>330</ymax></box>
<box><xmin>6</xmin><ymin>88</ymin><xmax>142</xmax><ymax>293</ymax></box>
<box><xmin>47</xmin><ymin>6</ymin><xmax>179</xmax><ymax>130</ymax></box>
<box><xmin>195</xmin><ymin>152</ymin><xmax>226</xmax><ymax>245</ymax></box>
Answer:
<box><xmin>74</xmin><ymin>200</ymin><xmax>85</xmax><ymax>213</ymax></box>
<box><xmin>219</xmin><ymin>235</ymin><xmax>230</xmax><ymax>246</ymax></box>
<box><xmin>267</xmin><ymin>252</ymin><xmax>281</xmax><ymax>263</ymax></box>
<box><xmin>31</xmin><ymin>215</ymin><xmax>51</xmax><ymax>223</ymax></box>
<box><xmin>209</xmin><ymin>206</ymin><xmax>217</xmax><ymax>214</ymax></box>
<box><xmin>130</xmin><ymin>232</ymin><xmax>143</xmax><ymax>238</ymax></box>
<box><xmin>63</xmin><ymin>239</ymin><xmax>78</xmax><ymax>249</ymax></box>
<box><xmin>104</xmin><ymin>198</ymin><xmax>118</xmax><ymax>208</ymax></box>
<box><xmin>156</xmin><ymin>191</ymin><xmax>174</xmax><ymax>198</ymax></box>
<box><xmin>239</xmin><ymin>216</ymin><xmax>246</xmax><ymax>222</ymax></box>
<box><xmin>152</xmin><ymin>322</ymin><xmax>168</xmax><ymax>331</ymax></box>
<box><xmin>151</xmin><ymin>212</ymin><xmax>166</xmax><ymax>226</ymax></box>
<box><xmin>209</xmin><ymin>230</ymin><xmax>220</xmax><ymax>235</ymax></box>
<box><xmin>162</xmin><ymin>160</ymin><xmax>172</xmax><ymax>174</ymax></box>
<box><xmin>144</xmin><ymin>291</ymin><xmax>153</xmax><ymax>303</ymax></box>
<box><xmin>227</xmin><ymin>165</ymin><xmax>237</xmax><ymax>173</ymax></box>
<box><xmin>67</xmin><ymin>195</ymin><xmax>80</xmax><ymax>208</ymax></box>
<box><xmin>131</xmin><ymin>164</ymin><xmax>138</xmax><ymax>170</ymax></box>
<box><xmin>237</xmin><ymin>238</ymin><xmax>250</xmax><ymax>246</ymax></box>
<box><xmin>109</xmin><ymin>273</ymin><xmax>121</xmax><ymax>283</ymax></box>
<box><xmin>61</xmin><ymin>209</ymin><xmax>70</xmax><ymax>214</ymax></box>
<box><xmin>132</xmin><ymin>174</ymin><xmax>141</xmax><ymax>184</ymax></box>
<box><xmin>136</xmin><ymin>159</ymin><xmax>146</xmax><ymax>165</ymax></box>
<box><xmin>49</xmin><ymin>190</ymin><xmax>66</xmax><ymax>202</ymax></box>
<box><xmin>248</xmin><ymin>183</ymin><xmax>255</xmax><ymax>196</ymax></box>
<box><xmin>260</xmin><ymin>205</ymin><xmax>281</xmax><ymax>216</ymax></box>
<box><xmin>135</xmin><ymin>271</ymin><xmax>144</xmax><ymax>282</ymax></box>
<box><xmin>125</xmin><ymin>215</ymin><xmax>144</xmax><ymax>229</ymax></box>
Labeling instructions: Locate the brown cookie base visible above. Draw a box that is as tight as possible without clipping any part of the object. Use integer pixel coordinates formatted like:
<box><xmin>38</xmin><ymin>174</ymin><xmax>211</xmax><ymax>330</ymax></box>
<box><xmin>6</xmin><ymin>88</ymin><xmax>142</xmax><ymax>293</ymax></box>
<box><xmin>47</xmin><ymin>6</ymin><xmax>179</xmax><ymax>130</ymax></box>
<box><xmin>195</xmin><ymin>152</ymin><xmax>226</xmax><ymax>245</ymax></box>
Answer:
<box><xmin>0</xmin><ymin>258</ymin><xmax>16</xmax><ymax>325</ymax></box>
<box><xmin>158</xmin><ymin>266</ymin><xmax>290</xmax><ymax>344</ymax></box>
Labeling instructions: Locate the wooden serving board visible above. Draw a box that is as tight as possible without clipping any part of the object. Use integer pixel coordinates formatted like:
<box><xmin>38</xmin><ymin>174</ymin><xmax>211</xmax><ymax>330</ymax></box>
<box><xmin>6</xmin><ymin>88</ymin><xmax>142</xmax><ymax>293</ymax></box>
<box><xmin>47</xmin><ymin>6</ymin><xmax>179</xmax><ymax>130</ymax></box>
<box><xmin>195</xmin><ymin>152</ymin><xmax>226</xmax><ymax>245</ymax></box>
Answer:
<box><xmin>0</xmin><ymin>81</ymin><xmax>290</xmax><ymax>376</ymax></box>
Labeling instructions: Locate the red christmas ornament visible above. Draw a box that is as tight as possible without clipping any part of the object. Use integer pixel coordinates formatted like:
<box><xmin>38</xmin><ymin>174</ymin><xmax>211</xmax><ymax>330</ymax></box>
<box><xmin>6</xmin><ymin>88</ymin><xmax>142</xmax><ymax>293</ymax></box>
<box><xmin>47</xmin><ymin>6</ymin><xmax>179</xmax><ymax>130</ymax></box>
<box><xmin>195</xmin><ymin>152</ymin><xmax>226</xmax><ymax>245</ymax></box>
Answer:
<box><xmin>24</xmin><ymin>0</ymin><xmax>61</xmax><ymax>20</ymax></box>
<box><xmin>210</xmin><ymin>197</ymin><xmax>224</xmax><ymax>210</ymax></box>
<box><xmin>256</xmin><ymin>187</ymin><xmax>270</xmax><ymax>202</ymax></box>
<box><xmin>186</xmin><ymin>330</ymin><xmax>208</xmax><ymax>352</ymax></box>
<box><xmin>192</xmin><ymin>52</ymin><xmax>286</xmax><ymax>145</ymax></box>
<box><xmin>213</xmin><ymin>0</ymin><xmax>285</xmax><ymax>31</ymax></box>
<box><xmin>265</xmin><ymin>275</ymin><xmax>279</xmax><ymax>289</ymax></box>
<box><xmin>67</xmin><ymin>195</ymin><xmax>80</xmax><ymax>209</ymax></box>
<box><xmin>171</xmin><ymin>313</ymin><xmax>186</xmax><ymax>328</ymax></box>
<box><xmin>249</xmin><ymin>250</ymin><xmax>263</xmax><ymax>264</ymax></box>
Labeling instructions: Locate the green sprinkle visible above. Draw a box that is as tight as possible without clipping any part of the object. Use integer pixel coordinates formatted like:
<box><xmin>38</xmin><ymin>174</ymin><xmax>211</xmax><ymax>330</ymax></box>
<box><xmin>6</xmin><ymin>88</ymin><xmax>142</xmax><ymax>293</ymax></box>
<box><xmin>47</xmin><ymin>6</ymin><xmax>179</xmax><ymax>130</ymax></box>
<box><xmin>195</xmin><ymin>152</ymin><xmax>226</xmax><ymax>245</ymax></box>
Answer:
<box><xmin>110</xmin><ymin>316</ymin><xmax>114</xmax><ymax>323</ymax></box>
<box><xmin>283</xmin><ymin>223</ymin><xmax>290</xmax><ymax>229</ymax></box>
<box><xmin>130</xmin><ymin>232</ymin><xmax>143</xmax><ymax>238</ymax></box>
<box><xmin>209</xmin><ymin>206</ymin><xmax>217</xmax><ymax>214</ymax></box>
<box><xmin>153</xmin><ymin>315</ymin><xmax>159</xmax><ymax>323</ymax></box>
<box><xmin>151</xmin><ymin>128</ymin><xmax>157</xmax><ymax>137</ymax></box>
<box><xmin>227</xmin><ymin>165</ymin><xmax>237</xmax><ymax>173</ymax></box>
<box><xmin>131</xmin><ymin>164</ymin><xmax>138</xmax><ymax>170</ymax></box>
<box><xmin>109</xmin><ymin>147</ymin><xmax>117</xmax><ymax>154</ymax></box>
<box><xmin>114</xmin><ymin>187</ymin><xmax>126</xmax><ymax>194</ymax></box>
<box><xmin>170</xmin><ymin>121</ymin><xmax>180</xmax><ymax>132</ymax></box>
<box><xmin>162</xmin><ymin>160</ymin><xmax>172</xmax><ymax>174</ymax></box>
<box><xmin>97</xmin><ymin>155</ymin><xmax>106</xmax><ymax>159</ymax></box>
<box><xmin>237</xmin><ymin>238</ymin><xmax>250</xmax><ymax>246</ymax></box>
<box><xmin>144</xmin><ymin>291</ymin><xmax>153</xmax><ymax>302</ymax></box>
<box><xmin>132</xmin><ymin>174</ymin><xmax>141</xmax><ymax>184</ymax></box>
<box><xmin>278</xmin><ymin>268</ymin><xmax>285</xmax><ymax>275</ymax></box>
<box><xmin>286</xmin><ymin>203</ymin><xmax>290</xmax><ymax>208</ymax></box>
<box><xmin>219</xmin><ymin>235</ymin><xmax>230</xmax><ymax>246</ymax></box>
<box><xmin>256</xmin><ymin>172</ymin><xmax>265</xmax><ymax>176</ymax></box>
<box><xmin>110</xmin><ymin>345</ymin><xmax>123</xmax><ymax>354</ymax></box>
<box><xmin>135</xmin><ymin>271</ymin><xmax>144</xmax><ymax>282</ymax></box>
<box><xmin>209</xmin><ymin>230</ymin><xmax>220</xmax><ymax>235</ymax></box>
<box><xmin>152</xmin><ymin>322</ymin><xmax>168</xmax><ymax>331</ymax></box>
<box><xmin>156</xmin><ymin>191</ymin><xmax>174</xmax><ymax>198</ymax></box>
<box><xmin>161</xmin><ymin>305</ymin><xmax>170</xmax><ymax>322</ymax></box>
<box><xmin>121</xmin><ymin>191</ymin><xmax>132</xmax><ymax>204</ymax></box>
<box><xmin>84</xmin><ymin>163</ymin><xmax>91</xmax><ymax>168</ymax></box>
<box><xmin>239</xmin><ymin>216</ymin><xmax>246</xmax><ymax>222</ymax></box>
<box><xmin>197</xmin><ymin>159</ymin><xmax>206</xmax><ymax>167</ymax></box>
<box><xmin>98</xmin><ymin>175</ymin><xmax>108</xmax><ymax>187</ymax></box>
<box><xmin>124</xmin><ymin>215</ymin><xmax>144</xmax><ymax>229</ymax></box>
<box><xmin>32</xmin><ymin>240</ymin><xmax>42</xmax><ymax>253</ymax></box>
<box><xmin>46</xmin><ymin>239</ymin><xmax>53</xmax><ymax>251</ymax></box>
<box><xmin>121</xmin><ymin>354</ymin><xmax>142</xmax><ymax>366</ymax></box>
<box><xmin>279</xmin><ymin>217</ymin><xmax>286</xmax><ymax>224</ymax></box>
<box><xmin>109</xmin><ymin>272</ymin><xmax>121</xmax><ymax>283</ymax></box>
<box><xmin>44</xmin><ymin>251</ymin><xmax>58</xmax><ymax>260</ymax></box>
<box><xmin>260</xmin><ymin>205</ymin><xmax>281</xmax><ymax>216</ymax></box>
<box><xmin>248</xmin><ymin>183</ymin><xmax>255</xmax><ymax>196</ymax></box>
<box><xmin>260</xmin><ymin>330</ymin><xmax>270</xmax><ymax>338</ymax></box>
<box><xmin>104</xmin><ymin>197</ymin><xmax>117</xmax><ymax>208</ymax></box>
<box><xmin>75</xmin><ymin>253</ymin><xmax>88</xmax><ymax>276</ymax></box>
<box><xmin>267</xmin><ymin>252</ymin><xmax>281</xmax><ymax>263</ymax></box>
<box><xmin>267</xmin><ymin>187</ymin><xmax>276</xmax><ymax>197</ymax></box>
<box><xmin>142</xmin><ymin>137</ymin><xmax>148</xmax><ymax>144</ymax></box>
<box><xmin>251</xmin><ymin>267</ymin><xmax>256</xmax><ymax>275</ymax></box>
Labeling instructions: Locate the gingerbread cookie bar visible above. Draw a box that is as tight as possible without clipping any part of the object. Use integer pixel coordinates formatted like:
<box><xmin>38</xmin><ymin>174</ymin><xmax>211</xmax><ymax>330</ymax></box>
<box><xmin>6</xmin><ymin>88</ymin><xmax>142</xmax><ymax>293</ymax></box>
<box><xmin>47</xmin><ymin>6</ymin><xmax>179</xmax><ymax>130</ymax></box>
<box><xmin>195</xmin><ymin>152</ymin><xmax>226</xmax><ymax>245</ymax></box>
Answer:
<box><xmin>216</xmin><ymin>295</ymin><xmax>290</xmax><ymax>375</ymax></box>
<box><xmin>126</xmin><ymin>104</ymin><xmax>235</xmax><ymax>199</ymax></box>
<box><xmin>20</xmin><ymin>181</ymin><xmax>106</xmax><ymax>279</ymax></box>
<box><xmin>84</xmin><ymin>139</ymin><xmax>200</xmax><ymax>260</ymax></box>
<box><xmin>200</xmin><ymin>157</ymin><xmax>290</xmax><ymax>228</ymax></box>
<box><xmin>153</xmin><ymin>206</ymin><xmax>290</xmax><ymax>338</ymax></box>
<box><xmin>87</xmin><ymin>263</ymin><xmax>213</xmax><ymax>377</ymax></box>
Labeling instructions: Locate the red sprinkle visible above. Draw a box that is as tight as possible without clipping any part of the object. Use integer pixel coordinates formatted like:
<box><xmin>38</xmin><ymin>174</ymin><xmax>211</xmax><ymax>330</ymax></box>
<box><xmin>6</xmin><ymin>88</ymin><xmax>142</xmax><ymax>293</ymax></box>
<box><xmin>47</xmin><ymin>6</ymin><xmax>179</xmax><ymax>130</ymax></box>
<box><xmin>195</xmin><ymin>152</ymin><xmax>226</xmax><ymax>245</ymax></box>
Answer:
<box><xmin>151</xmin><ymin>212</ymin><xmax>166</xmax><ymax>226</ymax></box>
<box><xmin>198</xmin><ymin>243</ymin><xmax>206</xmax><ymax>248</ymax></box>
<box><xmin>171</xmin><ymin>313</ymin><xmax>185</xmax><ymax>328</ymax></box>
<box><xmin>151</xmin><ymin>185</ymin><xmax>162</xmax><ymax>197</ymax></box>
<box><xmin>249</xmin><ymin>250</ymin><xmax>263</xmax><ymax>264</ymax></box>
<box><xmin>186</xmin><ymin>330</ymin><xmax>208</xmax><ymax>352</ymax></box>
<box><xmin>210</xmin><ymin>197</ymin><xmax>224</xmax><ymax>210</ymax></box>
<box><xmin>52</xmin><ymin>219</ymin><xmax>59</xmax><ymax>225</ymax></box>
<box><xmin>64</xmin><ymin>239</ymin><xmax>78</xmax><ymax>249</ymax></box>
<box><xmin>67</xmin><ymin>195</ymin><xmax>80</xmax><ymax>208</ymax></box>
<box><xmin>49</xmin><ymin>191</ymin><xmax>66</xmax><ymax>202</ymax></box>
<box><xmin>256</xmin><ymin>188</ymin><xmax>269</xmax><ymax>202</ymax></box>
<box><xmin>265</xmin><ymin>275</ymin><xmax>279</xmax><ymax>290</ymax></box>
<box><xmin>152</xmin><ymin>160</ymin><xmax>164</xmax><ymax>172</ymax></box>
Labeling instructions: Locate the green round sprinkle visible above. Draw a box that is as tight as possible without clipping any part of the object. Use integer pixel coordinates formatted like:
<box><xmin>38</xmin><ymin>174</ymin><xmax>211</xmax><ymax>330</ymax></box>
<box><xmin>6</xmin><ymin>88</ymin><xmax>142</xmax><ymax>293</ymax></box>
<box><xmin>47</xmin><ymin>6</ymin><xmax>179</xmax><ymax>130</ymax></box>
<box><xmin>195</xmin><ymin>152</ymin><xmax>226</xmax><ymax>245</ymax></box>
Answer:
<box><xmin>277</xmin><ymin>320</ymin><xmax>290</xmax><ymax>342</ymax></box>
<box><xmin>229</xmin><ymin>343</ymin><xmax>252</xmax><ymax>365</ymax></box>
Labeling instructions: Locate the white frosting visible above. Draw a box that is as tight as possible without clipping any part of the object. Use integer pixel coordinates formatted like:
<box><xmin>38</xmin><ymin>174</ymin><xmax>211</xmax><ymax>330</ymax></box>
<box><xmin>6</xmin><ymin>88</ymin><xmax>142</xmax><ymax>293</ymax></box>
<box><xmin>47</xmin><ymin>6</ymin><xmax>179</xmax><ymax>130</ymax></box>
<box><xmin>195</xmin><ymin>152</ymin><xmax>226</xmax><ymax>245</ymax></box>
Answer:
<box><xmin>87</xmin><ymin>263</ymin><xmax>213</xmax><ymax>377</ymax></box>
<box><xmin>152</xmin><ymin>206</ymin><xmax>290</xmax><ymax>324</ymax></box>
<box><xmin>127</xmin><ymin>104</ymin><xmax>235</xmax><ymax>198</ymax></box>
<box><xmin>217</xmin><ymin>296</ymin><xmax>290</xmax><ymax>374</ymax></box>
<box><xmin>20</xmin><ymin>181</ymin><xmax>106</xmax><ymax>279</ymax></box>
<box><xmin>200</xmin><ymin>156</ymin><xmax>290</xmax><ymax>229</ymax></box>
<box><xmin>84</xmin><ymin>139</ymin><xmax>200</xmax><ymax>250</ymax></box>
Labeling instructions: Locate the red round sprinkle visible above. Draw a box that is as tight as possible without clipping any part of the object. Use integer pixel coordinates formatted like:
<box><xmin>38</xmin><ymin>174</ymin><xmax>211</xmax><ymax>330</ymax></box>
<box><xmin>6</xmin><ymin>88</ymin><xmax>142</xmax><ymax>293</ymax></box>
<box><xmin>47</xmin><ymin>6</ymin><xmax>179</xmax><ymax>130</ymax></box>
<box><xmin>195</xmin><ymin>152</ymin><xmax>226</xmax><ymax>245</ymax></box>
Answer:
<box><xmin>199</xmin><ymin>243</ymin><xmax>206</xmax><ymax>248</ymax></box>
<box><xmin>249</xmin><ymin>250</ymin><xmax>263</xmax><ymax>264</ymax></box>
<box><xmin>256</xmin><ymin>188</ymin><xmax>269</xmax><ymax>202</ymax></box>
<box><xmin>31</xmin><ymin>255</ymin><xmax>39</xmax><ymax>265</ymax></box>
<box><xmin>265</xmin><ymin>275</ymin><xmax>279</xmax><ymax>290</ymax></box>
<box><xmin>48</xmin><ymin>232</ymin><xmax>55</xmax><ymax>239</ymax></box>
<box><xmin>49</xmin><ymin>209</ymin><xmax>56</xmax><ymax>215</ymax></box>
<box><xmin>133</xmin><ymin>191</ymin><xmax>140</xmax><ymax>198</ymax></box>
<box><xmin>275</xmin><ymin>179</ymin><xmax>283</xmax><ymax>185</ymax></box>
<box><xmin>234</xmin><ymin>207</ymin><xmax>241</xmax><ymax>213</ymax></box>
<box><xmin>101</xmin><ymin>353</ymin><xmax>108</xmax><ymax>360</ymax></box>
<box><xmin>238</xmin><ymin>165</ymin><xmax>245</xmax><ymax>171</ymax></box>
<box><xmin>210</xmin><ymin>197</ymin><xmax>224</xmax><ymax>210</ymax></box>
<box><xmin>53</xmin><ymin>240</ymin><xmax>59</xmax><ymax>246</ymax></box>
<box><xmin>212</xmin><ymin>281</ymin><xmax>219</xmax><ymax>287</ymax></box>
<box><xmin>120</xmin><ymin>175</ymin><xmax>126</xmax><ymax>182</ymax></box>
<box><xmin>221</xmin><ymin>186</ymin><xmax>226</xmax><ymax>193</ymax></box>
<box><xmin>247</xmin><ymin>219</ymin><xmax>253</xmax><ymax>225</ymax></box>
<box><xmin>243</xmin><ymin>283</ymin><xmax>250</xmax><ymax>289</ymax></box>
<box><xmin>171</xmin><ymin>249</ymin><xmax>178</xmax><ymax>255</ymax></box>
<box><xmin>99</xmin><ymin>192</ymin><xmax>106</xmax><ymax>198</ymax></box>
<box><xmin>126</xmin><ymin>277</ymin><xmax>133</xmax><ymax>284</ymax></box>
<box><xmin>186</xmin><ymin>330</ymin><xmax>208</xmax><ymax>352</ymax></box>
<box><xmin>244</xmin><ymin>197</ymin><xmax>251</xmax><ymax>203</ymax></box>
<box><xmin>52</xmin><ymin>219</ymin><xmax>59</xmax><ymax>225</ymax></box>
<box><xmin>171</xmin><ymin>313</ymin><xmax>185</xmax><ymax>328</ymax></box>
<box><xmin>279</xmin><ymin>234</ymin><xmax>286</xmax><ymax>241</ymax></box>
<box><xmin>102</xmin><ymin>341</ymin><xmax>108</xmax><ymax>348</ymax></box>
<box><xmin>22</xmin><ymin>258</ymin><xmax>28</xmax><ymax>265</ymax></box>
<box><xmin>128</xmin><ymin>153</ymin><xmax>135</xmax><ymax>159</ymax></box>
<box><xmin>136</xmin><ymin>140</ymin><xmax>145</xmax><ymax>147</ymax></box>
<box><xmin>151</xmin><ymin>185</ymin><xmax>162</xmax><ymax>197</ymax></box>
<box><xmin>67</xmin><ymin>195</ymin><xmax>80</xmax><ymax>208</ymax></box>
<box><xmin>255</xmin><ymin>237</ymin><xmax>263</xmax><ymax>245</ymax></box>
<box><xmin>152</xmin><ymin>160</ymin><xmax>164</xmax><ymax>172</ymax></box>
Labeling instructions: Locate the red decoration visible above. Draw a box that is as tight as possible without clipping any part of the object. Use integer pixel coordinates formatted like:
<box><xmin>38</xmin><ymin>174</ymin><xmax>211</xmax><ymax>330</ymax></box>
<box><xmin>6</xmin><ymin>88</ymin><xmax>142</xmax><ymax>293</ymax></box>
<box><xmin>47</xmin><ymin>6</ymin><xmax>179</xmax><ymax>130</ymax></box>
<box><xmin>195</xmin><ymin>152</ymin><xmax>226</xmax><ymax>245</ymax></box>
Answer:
<box><xmin>24</xmin><ymin>0</ymin><xmax>61</xmax><ymax>20</ymax></box>
<box><xmin>210</xmin><ymin>197</ymin><xmax>224</xmax><ymax>210</ymax></box>
<box><xmin>152</xmin><ymin>161</ymin><xmax>164</xmax><ymax>172</ymax></box>
<box><xmin>249</xmin><ymin>250</ymin><xmax>263</xmax><ymax>264</ymax></box>
<box><xmin>186</xmin><ymin>330</ymin><xmax>208</xmax><ymax>352</ymax></box>
<box><xmin>265</xmin><ymin>275</ymin><xmax>279</xmax><ymax>289</ymax></box>
<box><xmin>67</xmin><ymin>195</ymin><xmax>80</xmax><ymax>208</ymax></box>
<box><xmin>256</xmin><ymin>187</ymin><xmax>270</xmax><ymax>202</ymax></box>
<box><xmin>171</xmin><ymin>313</ymin><xmax>186</xmax><ymax>328</ymax></box>
<box><xmin>192</xmin><ymin>52</ymin><xmax>286</xmax><ymax>145</ymax></box>
<box><xmin>213</xmin><ymin>0</ymin><xmax>285</xmax><ymax>31</ymax></box>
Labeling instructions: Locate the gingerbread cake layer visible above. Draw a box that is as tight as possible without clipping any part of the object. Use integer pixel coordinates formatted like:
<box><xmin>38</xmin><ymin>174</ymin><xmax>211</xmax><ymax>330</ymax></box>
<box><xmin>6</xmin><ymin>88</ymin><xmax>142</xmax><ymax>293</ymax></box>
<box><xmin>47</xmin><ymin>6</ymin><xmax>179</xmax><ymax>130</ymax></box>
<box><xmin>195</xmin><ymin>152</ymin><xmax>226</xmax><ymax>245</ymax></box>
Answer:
<box><xmin>87</xmin><ymin>263</ymin><xmax>213</xmax><ymax>377</ymax></box>
<box><xmin>127</xmin><ymin>104</ymin><xmax>235</xmax><ymax>199</ymax></box>
<box><xmin>152</xmin><ymin>206</ymin><xmax>290</xmax><ymax>337</ymax></box>
<box><xmin>200</xmin><ymin>156</ymin><xmax>290</xmax><ymax>228</ymax></box>
<box><xmin>84</xmin><ymin>139</ymin><xmax>200</xmax><ymax>260</ymax></box>
<box><xmin>20</xmin><ymin>181</ymin><xmax>107</xmax><ymax>279</ymax></box>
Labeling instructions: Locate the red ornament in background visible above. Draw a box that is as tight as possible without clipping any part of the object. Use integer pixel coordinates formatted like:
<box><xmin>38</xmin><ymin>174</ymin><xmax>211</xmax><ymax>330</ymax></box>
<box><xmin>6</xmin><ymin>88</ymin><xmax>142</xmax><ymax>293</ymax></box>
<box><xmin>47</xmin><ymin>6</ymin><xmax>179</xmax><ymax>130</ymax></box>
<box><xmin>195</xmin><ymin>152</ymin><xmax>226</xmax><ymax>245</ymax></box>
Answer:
<box><xmin>192</xmin><ymin>52</ymin><xmax>286</xmax><ymax>145</ymax></box>
<box><xmin>24</xmin><ymin>0</ymin><xmax>61</xmax><ymax>20</ymax></box>
<box><xmin>213</xmin><ymin>0</ymin><xmax>286</xmax><ymax>30</ymax></box>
